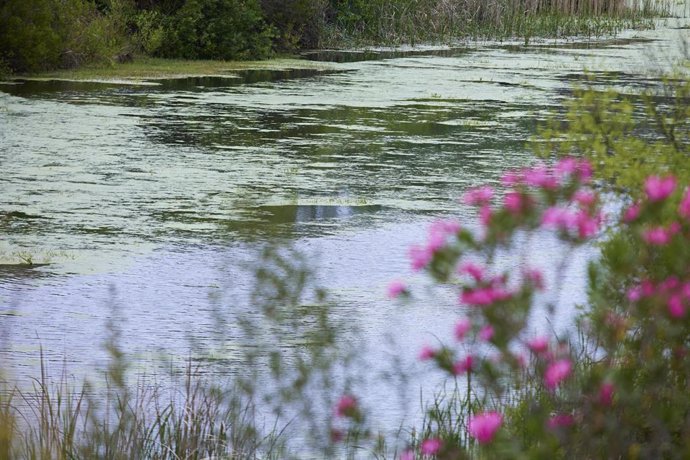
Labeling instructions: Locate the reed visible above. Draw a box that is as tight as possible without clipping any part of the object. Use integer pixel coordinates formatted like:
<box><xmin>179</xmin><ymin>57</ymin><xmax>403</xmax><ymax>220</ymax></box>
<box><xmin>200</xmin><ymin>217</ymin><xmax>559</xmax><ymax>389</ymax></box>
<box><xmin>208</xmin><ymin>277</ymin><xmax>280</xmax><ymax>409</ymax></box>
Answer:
<box><xmin>323</xmin><ymin>0</ymin><xmax>670</xmax><ymax>47</ymax></box>
<box><xmin>0</xmin><ymin>357</ymin><xmax>285</xmax><ymax>459</ymax></box>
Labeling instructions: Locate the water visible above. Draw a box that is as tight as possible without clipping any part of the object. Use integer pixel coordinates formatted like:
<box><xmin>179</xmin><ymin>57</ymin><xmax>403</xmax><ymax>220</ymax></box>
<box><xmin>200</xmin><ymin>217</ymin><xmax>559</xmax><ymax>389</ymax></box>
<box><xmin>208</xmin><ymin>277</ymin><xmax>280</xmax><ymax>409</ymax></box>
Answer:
<box><xmin>0</xmin><ymin>14</ymin><xmax>688</xmax><ymax>449</ymax></box>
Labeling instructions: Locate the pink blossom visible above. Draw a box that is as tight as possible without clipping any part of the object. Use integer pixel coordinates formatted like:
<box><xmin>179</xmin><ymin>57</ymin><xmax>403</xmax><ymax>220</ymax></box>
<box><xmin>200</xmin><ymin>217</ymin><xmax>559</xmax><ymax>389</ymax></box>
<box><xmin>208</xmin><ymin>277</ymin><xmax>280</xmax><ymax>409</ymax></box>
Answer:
<box><xmin>627</xmin><ymin>285</ymin><xmax>645</xmax><ymax>302</ymax></box>
<box><xmin>682</xmin><ymin>282</ymin><xmax>690</xmax><ymax>299</ymax></box>
<box><xmin>644</xmin><ymin>175</ymin><xmax>676</xmax><ymax>202</ymax></box>
<box><xmin>468</xmin><ymin>412</ymin><xmax>503</xmax><ymax>444</ymax></box>
<box><xmin>430</xmin><ymin>219</ymin><xmax>461</xmax><ymax>238</ymax></box>
<box><xmin>668</xmin><ymin>294</ymin><xmax>686</xmax><ymax>318</ymax></box>
<box><xmin>420</xmin><ymin>219</ymin><xmax>462</xmax><ymax>256</ymax></box>
<box><xmin>544</xmin><ymin>359</ymin><xmax>572</xmax><ymax>390</ymax></box>
<box><xmin>501</xmin><ymin>171</ymin><xmax>521</xmax><ymax>186</ymax></box>
<box><xmin>336</xmin><ymin>395</ymin><xmax>357</xmax><ymax>417</ymax></box>
<box><xmin>458</xmin><ymin>262</ymin><xmax>485</xmax><ymax>281</ymax></box>
<box><xmin>409</xmin><ymin>245</ymin><xmax>433</xmax><ymax>271</ymax></box>
<box><xmin>525</xmin><ymin>269</ymin><xmax>545</xmax><ymax>290</ymax></box>
<box><xmin>479</xmin><ymin>205</ymin><xmax>492</xmax><ymax>226</ymax></box>
<box><xmin>623</xmin><ymin>203</ymin><xmax>641</xmax><ymax>222</ymax></box>
<box><xmin>679</xmin><ymin>188</ymin><xmax>690</xmax><ymax>219</ymax></box>
<box><xmin>462</xmin><ymin>186</ymin><xmax>494</xmax><ymax>206</ymax></box>
<box><xmin>454</xmin><ymin>318</ymin><xmax>472</xmax><ymax>341</ymax></box>
<box><xmin>504</xmin><ymin>191</ymin><xmax>524</xmax><ymax>214</ymax></box>
<box><xmin>387</xmin><ymin>280</ymin><xmax>407</xmax><ymax>299</ymax></box>
<box><xmin>420</xmin><ymin>438</ymin><xmax>442</xmax><ymax>455</ymax></box>
<box><xmin>524</xmin><ymin>165</ymin><xmax>558</xmax><ymax>189</ymax></box>
<box><xmin>555</xmin><ymin>157</ymin><xmax>578</xmax><ymax>178</ymax></box>
<box><xmin>576</xmin><ymin>160</ymin><xmax>593</xmax><ymax>183</ymax></box>
<box><xmin>576</xmin><ymin>211</ymin><xmax>600</xmax><ymax>239</ymax></box>
<box><xmin>573</xmin><ymin>189</ymin><xmax>596</xmax><ymax>207</ymax></box>
<box><xmin>643</xmin><ymin>226</ymin><xmax>676</xmax><ymax>245</ymax></box>
<box><xmin>479</xmin><ymin>325</ymin><xmax>495</xmax><ymax>342</ymax></box>
<box><xmin>599</xmin><ymin>381</ymin><xmax>615</xmax><ymax>406</ymax></box>
<box><xmin>542</xmin><ymin>207</ymin><xmax>577</xmax><ymax>231</ymax></box>
<box><xmin>641</xmin><ymin>280</ymin><xmax>656</xmax><ymax>296</ymax></box>
<box><xmin>527</xmin><ymin>336</ymin><xmax>549</xmax><ymax>354</ymax></box>
<box><xmin>547</xmin><ymin>414</ymin><xmax>574</xmax><ymax>429</ymax></box>
<box><xmin>419</xmin><ymin>345</ymin><xmax>436</xmax><ymax>361</ymax></box>
<box><xmin>452</xmin><ymin>355</ymin><xmax>474</xmax><ymax>375</ymax></box>
<box><xmin>461</xmin><ymin>286</ymin><xmax>511</xmax><ymax>306</ymax></box>
<box><xmin>400</xmin><ymin>450</ymin><xmax>414</xmax><ymax>460</ymax></box>
<box><xmin>660</xmin><ymin>276</ymin><xmax>680</xmax><ymax>292</ymax></box>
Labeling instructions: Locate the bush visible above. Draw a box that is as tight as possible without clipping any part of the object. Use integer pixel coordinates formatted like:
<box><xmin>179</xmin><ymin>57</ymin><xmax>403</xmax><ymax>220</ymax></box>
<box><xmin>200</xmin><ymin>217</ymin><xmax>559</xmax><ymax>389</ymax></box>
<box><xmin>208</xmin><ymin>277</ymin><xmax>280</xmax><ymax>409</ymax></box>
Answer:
<box><xmin>0</xmin><ymin>0</ymin><xmax>62</xmax><ymax>72</ymax></box>
<box><xmin>0</xmin><ymin>0</ymin><xmax>126</xmax><ymax>73</ymax></box>
<box><xmin>158</xmin><ymin>0</ymin><xmax>275</xmax><ymax>60</ymax></box>
<box><xmin>260</xmin><ymin>0</ymin><xmax>329</xmax><ymax>50</ymax></box>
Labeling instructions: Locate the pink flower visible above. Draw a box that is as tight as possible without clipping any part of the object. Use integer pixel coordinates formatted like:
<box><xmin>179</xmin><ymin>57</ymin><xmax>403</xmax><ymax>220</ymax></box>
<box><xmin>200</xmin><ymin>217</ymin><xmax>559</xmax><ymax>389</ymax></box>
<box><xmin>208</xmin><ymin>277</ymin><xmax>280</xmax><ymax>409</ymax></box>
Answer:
<box><xmin>527</xmin><ymin>336</ymin><xmax>549</xmax><ymax>354</ymax></box>
<box><xmin>387</xmin><ymin>280</ymin><xmax>407</xmax><ymax>299</ymax></box>
<box><xmin>461</xmin><ymin>278</ymin><xmax>512</xmax><ymax>307</ymax></box>
<box><xmin>420</xmin><ymin>438</ymin><xmax>442</xmax><ymax>455</ymax></box>
<box><xmin>599</xmin><ymin>381</ymin><xmax>615</xmax><ymax>406</ymax></box>
<box><xmin>525</xmin><ymin>268</ymin><xmax>545</xmax><ymax>290</ymax></box>
<box><xmin>400</xmin><ymin>450</ymin><xmax>414</xmax><ymax>460</ymax></box>
<box><xmin>555</xmin><ymin>157</ymin><xmax>578</xmax><ymax>178</ymax></box>
<box><xmin>336</xmin><ymin>395</ymin><xmax>357</xmax><ymax>417</ymax></box>
<box><xmin>660</xmin><ymin>276</ymin><xmax>680</xmax><ymax>292</ymax></box>
<box><xmin>643</xmin><ymin>225</ymin><xmax>676</xmax><ymax>245</ymax></box>
<box><xmin>668</xmin><ymin>294</ymin><xmax>686</xmax><ymax>318</ymax></box>
<box><xmin>644</xmin><ymin>175</ymin><xmax>676</xmax><ymax>202</ymax></box>
<box><xmin>542</xmin><ymin>207</ymin><xmax>577</xmax><ymax>231</ymax></box>
<box><xmin>544</xmin><ymin>359</ymin><xmax>572</xmax><ymax>390</ymax></box>
<box><xmin>454</xmin><ymin>318</ymin><xmax>472</xmax><ymax>341</ymax></box>
<box><xmin>623</xmin><ymin>203</ymin><xmax>641</xmax><ymax>222</ymax></box>
<box><xmin>409</xmin><ymin>245</ymin><xmax>433</xmax><ymax>271</ymax></box>
<box><xmin>429</xmin><ymin>219</ymin><xmax>461</xmax><ymax>239</ymax></box>
<box><xmin>547</xmin><ymin>414</ymin><xmax>575</xmax><ymax>429</ymax></box>
<box><xmin>458</xmin><ymin>262</ymin><xmax>485</xmax><ymax>281</ymax></box>
<box><xmin>419</xmin><ymin>345</ymin><xmax>436</xmax><ymax>361</ymax></box>
<box><xmin>468</xmin><ymin>412</ymin><xmax>503</xmax><ymax>444</ymax></box>
<box><xmin>461</xmin><ymin>288</ymin><xmax>494</xmax><ymax>306</ymax></box>
<box><xmin>452</xmin><ymin>355</ymin><xmax>474</xmax><ymax>375</ymax></box>
<box><xmin>679</xmin><ymin>188</ymin><xmax>690</xmax><ymax>219</ymax></box>
<box><xmin>479</xmin><ymin>205</ymin><xmax>492</xmax><ymax>226</ymax></box>
<box><xmin>501</xmin><ymin>171</ymin><xmax>520</xmax><ymax>186</ymax></box>
<box><xmin>627</xmin><ymin>285</ymin><xmax>644</xmax><ymax>302</ymax></box>
<box><xmin>682</xmin><ymin>282</ymin><xmax>690</xmax><ymax>299</ymax></box>
<box><xmin>573</xmin><ymin>189</ymin><xmax>596</xmax><ymax>207</ymax></box>
<box><xmin>479</xmin><ymin>325</ymin><xmax>494</xmax><ymax>342</ymax></box>
<box><xmin>576</xmin><ymin>211</ymin><xmax>600</xmax><ymax>239</ymax></box>
<box><xmin>524</xmin><ymin>165</ymin><xmax>558</xmax><ymax>189</ymax></box>
<box><xmin>504</xmin><ymin>191</ymin><xmax>524</xmax><ymax>214</ymax></box>
<box><xmin>462</xmin><ymin>186</ymin><xmax>494</xmax><ymax>206</ymax></box>
<box><xmin>577</xmin><ymin>160</ymin><xmax>593</xmax><ymax>183</ymax></box>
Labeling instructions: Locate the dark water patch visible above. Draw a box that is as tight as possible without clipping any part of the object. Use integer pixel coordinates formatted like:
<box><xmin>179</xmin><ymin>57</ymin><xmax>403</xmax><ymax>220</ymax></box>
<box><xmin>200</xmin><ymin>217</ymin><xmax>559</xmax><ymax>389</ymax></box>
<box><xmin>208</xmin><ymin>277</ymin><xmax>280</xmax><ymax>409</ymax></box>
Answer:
<box><xmin>256</xmin><ymin>204</ymin><xmax>385</xmax><ymax>224</ymax></box>
<box><xmin>0</xmin><ymin>68</ymin><xmax>347</xmax><ymax>103</ymax></box>
<box><xmin>301</xmin><ymin>47</ymin><xmax>470</xmax><ymax>63</ymax></box>
<box><xmin>152</xmin><ymin>68</ymin><xmax>346</xmax><ymax>90</ymax></box>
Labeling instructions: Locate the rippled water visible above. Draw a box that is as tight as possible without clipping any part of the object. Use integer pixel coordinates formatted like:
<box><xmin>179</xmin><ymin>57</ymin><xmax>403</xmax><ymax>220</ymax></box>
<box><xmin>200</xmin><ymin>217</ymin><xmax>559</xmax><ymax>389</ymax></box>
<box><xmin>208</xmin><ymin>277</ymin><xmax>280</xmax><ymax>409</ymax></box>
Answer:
<box><xmin>0</xmin><ymin>16</ymin><xmax>688</xmax><ymax>444</ymax></box>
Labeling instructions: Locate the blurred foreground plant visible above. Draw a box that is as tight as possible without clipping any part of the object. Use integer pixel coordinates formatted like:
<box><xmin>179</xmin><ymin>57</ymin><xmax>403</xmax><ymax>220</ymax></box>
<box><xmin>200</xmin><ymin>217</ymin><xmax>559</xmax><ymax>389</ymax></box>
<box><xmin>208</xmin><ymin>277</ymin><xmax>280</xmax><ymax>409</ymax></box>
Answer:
<box><xmin>373</xmin><ymin>160</ymin><xmax>690</xmax><ymax>458</ymax></box>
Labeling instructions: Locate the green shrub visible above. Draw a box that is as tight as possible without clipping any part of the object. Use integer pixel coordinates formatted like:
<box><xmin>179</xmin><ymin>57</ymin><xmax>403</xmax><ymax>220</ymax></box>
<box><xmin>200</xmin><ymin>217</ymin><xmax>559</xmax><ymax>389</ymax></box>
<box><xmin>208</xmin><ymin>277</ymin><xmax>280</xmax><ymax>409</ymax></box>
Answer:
<box><xmin>158</xmin><ymin>0</ymin><xmax>275</xmax><ymax>60</ymax></box>
<box><xmin>0</xmin><ymin>0</ymin><xmax>62</xmax><ymax>72</ymax></box>
<box><xmin>0</xmin><ymin>0</ymin><xmax>126</xmax><ymax>73</ymax></box>
<box><xmin>260</xmin><ymin>0</ymin><xmax>329</xmax><ymax>50</ymax></box>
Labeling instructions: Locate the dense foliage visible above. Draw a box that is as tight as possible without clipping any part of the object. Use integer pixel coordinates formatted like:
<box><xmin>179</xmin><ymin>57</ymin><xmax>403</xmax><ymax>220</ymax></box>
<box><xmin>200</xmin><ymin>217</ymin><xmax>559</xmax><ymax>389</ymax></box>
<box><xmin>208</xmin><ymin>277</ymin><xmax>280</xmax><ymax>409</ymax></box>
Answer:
<box><xmin>0</xmin><ymin>0</ymin><xmax>667</xmax><ymax>74</ymax></box>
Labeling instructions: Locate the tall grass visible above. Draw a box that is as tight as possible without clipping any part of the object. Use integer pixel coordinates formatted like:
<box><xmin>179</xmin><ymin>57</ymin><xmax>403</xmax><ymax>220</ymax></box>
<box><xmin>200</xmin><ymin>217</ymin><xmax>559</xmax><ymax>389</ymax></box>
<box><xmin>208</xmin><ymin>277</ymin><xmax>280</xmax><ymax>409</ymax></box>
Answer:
<box><xmin>323</xmin><ymin>0</ymin><xmax>671</xmax><ymax>47</ymax></box>
<box><xmin>0</xmin><ymin>357</ymin><xmax>285</xmax><ymax>459</ymax></box>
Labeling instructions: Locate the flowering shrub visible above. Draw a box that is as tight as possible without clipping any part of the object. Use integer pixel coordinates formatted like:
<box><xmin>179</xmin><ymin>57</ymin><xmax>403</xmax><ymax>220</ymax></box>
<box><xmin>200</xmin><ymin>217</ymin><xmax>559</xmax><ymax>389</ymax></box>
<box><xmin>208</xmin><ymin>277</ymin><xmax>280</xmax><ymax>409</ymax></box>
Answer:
<box><xmin>337</xmin><ymin>160</ymin><xmax>690</xmax><ymax>458</ymax></box>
